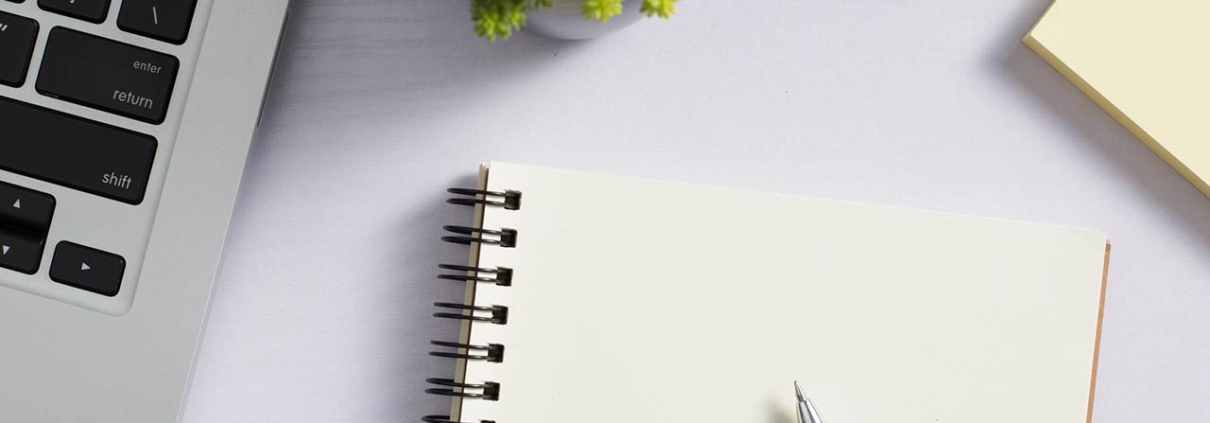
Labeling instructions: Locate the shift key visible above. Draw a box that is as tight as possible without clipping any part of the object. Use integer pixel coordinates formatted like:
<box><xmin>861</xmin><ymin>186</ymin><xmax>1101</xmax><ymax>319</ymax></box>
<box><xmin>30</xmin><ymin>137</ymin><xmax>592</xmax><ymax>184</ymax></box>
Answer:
<box><xmin>37</xmin><ymin>27</ymin><xmax>179</xmax><ymax>124</ymax></box>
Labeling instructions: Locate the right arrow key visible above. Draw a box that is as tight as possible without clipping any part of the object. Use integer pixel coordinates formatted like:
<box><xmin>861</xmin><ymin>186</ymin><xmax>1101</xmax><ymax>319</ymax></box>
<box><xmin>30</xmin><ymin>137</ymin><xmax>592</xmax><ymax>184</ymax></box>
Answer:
<box><xmin>50</xmin><ymin>242</ymin><xmax>125</xmax><ymax>297</ymax></box>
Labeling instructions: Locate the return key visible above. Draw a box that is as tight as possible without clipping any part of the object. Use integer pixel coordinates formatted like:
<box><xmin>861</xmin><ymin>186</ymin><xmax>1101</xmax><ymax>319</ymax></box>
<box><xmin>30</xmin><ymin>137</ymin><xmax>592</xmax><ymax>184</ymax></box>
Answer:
<box><xmin>37</xmin><ymin>27</ymin><xmax>179</xmax><ymax>125</ymax></box>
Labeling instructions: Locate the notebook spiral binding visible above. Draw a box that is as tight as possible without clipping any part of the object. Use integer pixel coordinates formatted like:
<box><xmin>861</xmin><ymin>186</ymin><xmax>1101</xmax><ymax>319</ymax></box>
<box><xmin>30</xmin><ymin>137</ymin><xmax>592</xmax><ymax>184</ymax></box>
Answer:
<box><xmin>424</xmin><ymin>188</ymin><xmax>521</xmax><ymax>423</ymax></box>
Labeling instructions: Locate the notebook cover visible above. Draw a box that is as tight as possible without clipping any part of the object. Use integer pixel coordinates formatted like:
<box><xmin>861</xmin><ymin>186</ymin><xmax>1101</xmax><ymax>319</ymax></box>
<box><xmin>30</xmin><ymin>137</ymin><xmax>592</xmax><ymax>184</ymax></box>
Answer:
<box><xmin>1025</xmin><ymin>0</ymin><xmax>1210</xmax><ymax>196</ymax></box>
<box><xmin>446</xmin><ymin>162</ymin><xmax>1111</xmax><ymax>423</ymax></box>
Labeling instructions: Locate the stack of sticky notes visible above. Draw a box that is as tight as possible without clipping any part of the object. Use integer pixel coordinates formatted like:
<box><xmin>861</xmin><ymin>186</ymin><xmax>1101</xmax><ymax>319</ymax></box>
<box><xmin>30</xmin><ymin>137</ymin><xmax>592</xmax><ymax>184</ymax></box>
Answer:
<box><xmin>1026</xmin><ymin>0</ymin><xmax>1210</xmax><ymax>196</ymax></box>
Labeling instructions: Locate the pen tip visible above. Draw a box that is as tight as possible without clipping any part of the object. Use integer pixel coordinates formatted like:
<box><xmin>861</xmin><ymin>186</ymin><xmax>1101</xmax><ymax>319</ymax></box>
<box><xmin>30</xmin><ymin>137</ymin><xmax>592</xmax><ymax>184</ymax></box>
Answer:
<box><xmin>794</xmin><ymin>381</ymin><xmax>806</xmax><ymax>401</ymax></box>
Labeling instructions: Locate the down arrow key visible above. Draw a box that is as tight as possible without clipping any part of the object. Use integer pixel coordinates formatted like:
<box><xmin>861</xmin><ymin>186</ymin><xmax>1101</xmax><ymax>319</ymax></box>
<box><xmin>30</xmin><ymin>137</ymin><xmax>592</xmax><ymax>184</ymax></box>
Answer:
<box><xmin>0</xmin><ymin>228</ymin><xmax>45</xmax><ymax>275</ymax></box>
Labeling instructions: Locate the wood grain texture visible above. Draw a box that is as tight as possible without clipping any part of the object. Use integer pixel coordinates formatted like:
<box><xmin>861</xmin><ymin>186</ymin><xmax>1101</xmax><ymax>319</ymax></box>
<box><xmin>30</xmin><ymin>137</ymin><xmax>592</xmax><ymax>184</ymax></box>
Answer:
<box><xmin>182</xmin><ymin>1</ymin><xmax>1210</xmax><ymax>422</ymax></box>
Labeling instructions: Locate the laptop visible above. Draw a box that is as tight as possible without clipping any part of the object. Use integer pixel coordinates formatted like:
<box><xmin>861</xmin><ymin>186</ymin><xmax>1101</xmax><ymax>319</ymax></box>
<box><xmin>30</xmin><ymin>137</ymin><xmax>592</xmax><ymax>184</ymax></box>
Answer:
<box><xmin>0</xmin><ymin>0</ymin><xmax>291</xmax><ymax>421</ymax></box>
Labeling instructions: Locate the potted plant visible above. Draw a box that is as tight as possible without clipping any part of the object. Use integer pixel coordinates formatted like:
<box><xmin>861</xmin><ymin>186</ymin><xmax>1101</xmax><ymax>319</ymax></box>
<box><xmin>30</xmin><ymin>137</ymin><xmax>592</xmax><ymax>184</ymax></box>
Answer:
<box><xmin>472</xmin><ymin>0</ymin><xmax>679</xmax><ymax>42</ymax></box>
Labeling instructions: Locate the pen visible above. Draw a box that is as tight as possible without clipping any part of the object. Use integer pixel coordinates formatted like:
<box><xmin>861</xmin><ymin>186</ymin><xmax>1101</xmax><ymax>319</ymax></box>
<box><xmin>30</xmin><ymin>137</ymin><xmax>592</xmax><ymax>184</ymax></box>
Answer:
<box><xmin>795</xmin><ymin>381</ymin><xmax>825</xmax><ymax>423</ymax></box>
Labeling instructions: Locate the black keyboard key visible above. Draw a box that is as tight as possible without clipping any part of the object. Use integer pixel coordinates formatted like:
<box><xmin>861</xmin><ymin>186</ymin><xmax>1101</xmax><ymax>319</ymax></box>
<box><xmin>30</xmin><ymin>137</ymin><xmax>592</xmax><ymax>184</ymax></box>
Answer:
<box><xmin>0</xmin><ymin>227</ymin><xmax>44</xmax><ymax>275</ymax></box>
<box><xmin>0</xmin><ymin>182</ymin><xmax>55</xmax><ymax>231</ymax></box>
<box><xmin>118</xmin><ymin>0</ymin><xmax>197</xmax><ymax>45</ymax></box>
<box><xmin>39</xmin><ymin>0</ymin><xmax>110</xmax><ymax>23</ymax></box>
<box><xmin>50</xmin><ymin>242</ymin><xmax>125</xmax><ymax>296</ymax></box>
<box><xmin>37</xmin><ymin>27</ymin><xmax>179</xmax><ymax>124</ymax></box>
<box><xmin>0</xmin><ymin>11</ymin><xmax>38</xmax><ymax>87</ymax></box>
<box><xmin>0</xmin><ymin>96</ymin><xmax>157</xmax><ymax>205</ymax></box>
<box><xmin>5</xmin><ymin>1</ymin><xmax>27</xmax><ymax>4</ymax></box>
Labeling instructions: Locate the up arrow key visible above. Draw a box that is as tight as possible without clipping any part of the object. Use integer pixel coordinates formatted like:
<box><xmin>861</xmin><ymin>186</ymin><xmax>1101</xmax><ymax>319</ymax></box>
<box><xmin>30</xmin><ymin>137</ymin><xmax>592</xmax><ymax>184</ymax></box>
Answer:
<box><xmin>81</xmin><ymin>263</ymin><xmax>91</xmax><ymax>271</ymax></box>
<box><xmin>2</xmin><ymin>245</ymin><xmax>9</xmax><ymax>256</ymax></box>
<box><xmin>0</xmin><ymin>183</ymin><xmax>56</xmax><ymax>230</ymax></box>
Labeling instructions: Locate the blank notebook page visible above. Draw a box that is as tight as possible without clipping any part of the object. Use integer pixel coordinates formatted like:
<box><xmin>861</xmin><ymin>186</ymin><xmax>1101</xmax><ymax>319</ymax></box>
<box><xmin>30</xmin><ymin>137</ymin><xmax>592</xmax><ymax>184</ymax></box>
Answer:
<box><xmin>454</xmin><ymin>162</ymin><xmax>1109</xmax><ymax>423</ymax></box>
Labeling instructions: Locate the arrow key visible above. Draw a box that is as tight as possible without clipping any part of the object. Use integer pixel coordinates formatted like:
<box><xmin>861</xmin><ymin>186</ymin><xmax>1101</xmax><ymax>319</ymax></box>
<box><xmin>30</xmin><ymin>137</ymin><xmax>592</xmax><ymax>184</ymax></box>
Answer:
<box><xmin>0</xmin><ymin>226</ymin><xmax>45</xmax><ymax>275</ymax></box>
<box><xmin>0</xmin><ymin>181</ymin><xmax>56</xmax><ymax>232</ymax></box>
<box><xmin>50</xmin><ymin>242</ymin><xmax>125</xmax><ymax>296</ymax></box>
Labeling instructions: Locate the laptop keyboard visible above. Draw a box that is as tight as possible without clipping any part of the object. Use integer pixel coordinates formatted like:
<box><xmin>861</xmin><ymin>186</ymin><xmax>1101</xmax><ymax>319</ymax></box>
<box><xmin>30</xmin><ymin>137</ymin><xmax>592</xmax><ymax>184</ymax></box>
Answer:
<box><xmin>0</xmin><ymin>0</ymin><xmax>200</xmax><ymax>304</ymax></box>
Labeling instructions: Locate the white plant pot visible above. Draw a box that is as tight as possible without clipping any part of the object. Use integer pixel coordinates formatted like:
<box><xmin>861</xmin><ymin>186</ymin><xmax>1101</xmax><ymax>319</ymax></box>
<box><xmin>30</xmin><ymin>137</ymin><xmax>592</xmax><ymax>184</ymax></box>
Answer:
<box><xmin>525</xmin><ymin>0</ymin><xmax>646</xmax><ymax>40</ymax></box>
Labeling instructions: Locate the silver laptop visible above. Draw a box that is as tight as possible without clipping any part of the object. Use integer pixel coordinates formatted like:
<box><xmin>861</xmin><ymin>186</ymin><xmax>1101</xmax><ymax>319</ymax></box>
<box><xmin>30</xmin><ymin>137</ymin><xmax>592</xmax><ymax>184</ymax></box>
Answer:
<box><xmin>0</xmin><ymin>0</ymin><xmax>291</xmax><ymax>421</ymax></box>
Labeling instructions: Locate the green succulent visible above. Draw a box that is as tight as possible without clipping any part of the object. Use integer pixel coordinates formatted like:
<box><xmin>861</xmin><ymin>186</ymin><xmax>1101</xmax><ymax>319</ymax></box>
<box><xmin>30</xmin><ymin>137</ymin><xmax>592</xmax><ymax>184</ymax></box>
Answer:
<box><xmin>472</xmin><ymin>0</ymin><xmax>679</xmax><ymax>42</ymax></box>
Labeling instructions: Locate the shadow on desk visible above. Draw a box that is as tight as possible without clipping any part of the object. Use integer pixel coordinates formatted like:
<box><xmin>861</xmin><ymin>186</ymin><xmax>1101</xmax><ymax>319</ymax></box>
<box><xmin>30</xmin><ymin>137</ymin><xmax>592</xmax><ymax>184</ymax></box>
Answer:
<box><xmin>381</xmin><ymin>172</ymin><xmax>480</xmax><ymax>420</ymax></box>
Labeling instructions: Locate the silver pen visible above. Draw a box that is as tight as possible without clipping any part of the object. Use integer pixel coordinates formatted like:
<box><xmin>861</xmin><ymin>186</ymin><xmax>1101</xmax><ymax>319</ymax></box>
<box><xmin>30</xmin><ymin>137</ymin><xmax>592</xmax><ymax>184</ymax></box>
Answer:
<box><xmin>795</xmin><ymin>381</ymin><xmax>826</xmax><ymax>423</ymax></box>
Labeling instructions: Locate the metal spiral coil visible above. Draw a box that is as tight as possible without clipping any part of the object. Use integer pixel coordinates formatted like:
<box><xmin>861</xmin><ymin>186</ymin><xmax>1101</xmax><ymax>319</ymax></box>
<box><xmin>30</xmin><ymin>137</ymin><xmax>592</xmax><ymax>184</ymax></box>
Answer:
<box><xmin>421</xmin><ymin>416</ymin><xmax>495</xmax><ymax>423</ymax></box>
<box><xmin>446</xmin><ymin>188</ymin><xmax>522</xmax><ymax>210</ymax></box>
<box><xmin>424</xmin><ymin>186</ymin><xmax>520</xmax><ymax>423</ymax></box>
<box><xmin>437</xmin><ymin>264</ymin><xmax>513</xmax><ymax>286</ymax></box>
<box><xmin>433</xmin><ymin>302</ymin><xmax>509</xmax><ymax>325</ymax></box>
<box><xmin>424</xmin><ymin>378</ymin><xmax>501</xmax><ymax>400</ymax></box>
<box><xmin>429</xmin><ymin>341</ymin><xmax>505</xmax><ymax>362</ymax></box>
<box><xmin>441</xmin><ymin>226</ymin><xmax>517</xmax><ymax>248</ymax></box>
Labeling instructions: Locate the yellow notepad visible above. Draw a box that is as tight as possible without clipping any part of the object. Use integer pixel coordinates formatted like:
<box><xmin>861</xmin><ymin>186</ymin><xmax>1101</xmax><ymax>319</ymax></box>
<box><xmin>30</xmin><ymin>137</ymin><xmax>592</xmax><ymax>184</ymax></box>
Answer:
<box><xmin>1026</xmin><ymin>0</ymin><xmax>1210</xmax><ymax>196</ymax></box>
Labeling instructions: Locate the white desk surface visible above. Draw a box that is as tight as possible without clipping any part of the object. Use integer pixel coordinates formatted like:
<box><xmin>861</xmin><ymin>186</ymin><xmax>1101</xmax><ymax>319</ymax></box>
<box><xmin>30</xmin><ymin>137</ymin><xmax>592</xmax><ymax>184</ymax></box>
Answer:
<box><xmin>184</xmin><ymin>1</ymin><xmax>1210</xmax><ymax>422</ymax></box>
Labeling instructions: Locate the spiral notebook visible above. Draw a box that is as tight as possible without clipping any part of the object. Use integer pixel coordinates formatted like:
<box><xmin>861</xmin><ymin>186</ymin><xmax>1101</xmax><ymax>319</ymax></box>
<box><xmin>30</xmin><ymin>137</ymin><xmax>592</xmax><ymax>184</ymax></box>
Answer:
<box><xmin>426</xmin><ymin>162</ymin><xmax>1110</xmax><ymax>423</ymax></box>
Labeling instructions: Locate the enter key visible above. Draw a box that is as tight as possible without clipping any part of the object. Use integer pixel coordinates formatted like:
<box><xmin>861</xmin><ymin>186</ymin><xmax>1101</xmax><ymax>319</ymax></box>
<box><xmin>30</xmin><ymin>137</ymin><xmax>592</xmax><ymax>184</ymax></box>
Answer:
<box><xmin>36</xmin><ymin>27</ymin><xmax>179</xmax><ymax>124</ymax></box>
